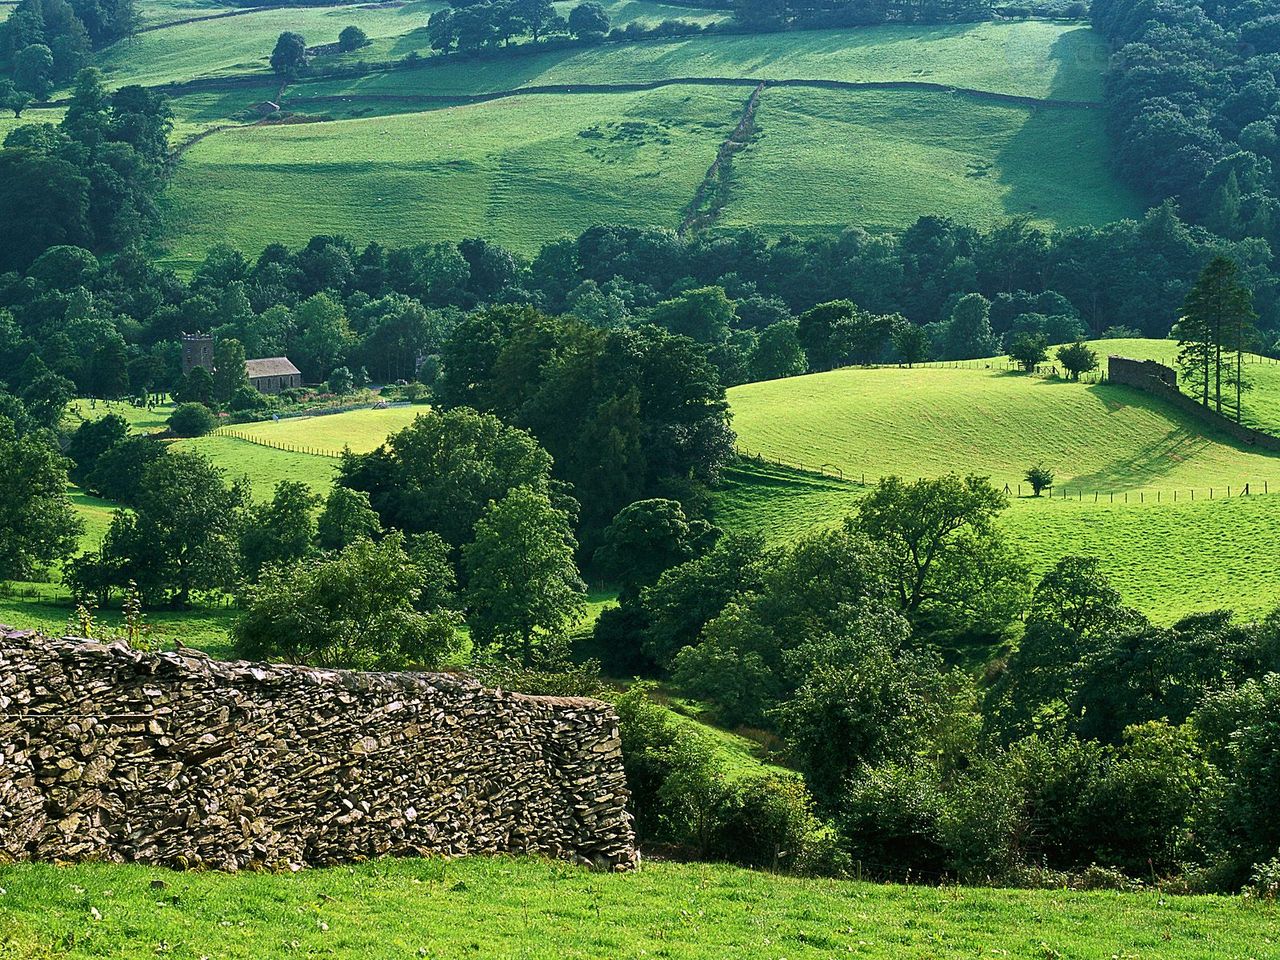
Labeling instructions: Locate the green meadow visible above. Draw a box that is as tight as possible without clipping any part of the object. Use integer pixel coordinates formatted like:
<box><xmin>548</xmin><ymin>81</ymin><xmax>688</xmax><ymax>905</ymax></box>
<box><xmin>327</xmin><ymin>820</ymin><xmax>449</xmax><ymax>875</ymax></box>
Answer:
<box><xmin>290</xmin><ymin>21</ymin><xmax>1105</xmax><ymax>103</ymax></box>
<box><xmin>1</xmin><ymin>857</ymin><xmax>1274</xmax><ymax>959</ymax></box>
<box><xmin>722</xmin><ymin>346</ymin><xmax>1280</xmax><ymax>621</ymax></box>
<box><xmin>159</xmin><ymin>85</ymin><xmax>739</xmax><ymax>264</ymax></box>
<box><xmin>720</xmin><ymin>87</ymin><xmax>1141</xmax><ymax>235</ymax></box>
<box><xmin>223</xmin><ymin>404</ymin><xmax>424</xmax><ymax>454</ymax></box>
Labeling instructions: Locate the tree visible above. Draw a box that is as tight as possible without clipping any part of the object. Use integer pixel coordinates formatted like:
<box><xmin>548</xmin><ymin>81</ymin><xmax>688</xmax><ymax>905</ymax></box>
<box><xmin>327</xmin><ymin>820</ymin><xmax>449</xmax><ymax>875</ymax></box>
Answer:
<box><xmin>750</xmin><ymin>320</ymin><xmax>807</xmax><ymax>380</ymax></box>
<box><xmin>167</xmin><ymin>401</ymin><xmax>217</xmax><ymax>437</ymax></box>
<box><xmin>732</xmin><ymin>0</ymin><xmax>786</xmax><ymax>30</ymax></box>
<box><xmin>0</xmin><ymin>78</ymin><xmax>31</xmax><ymax>117</ymax></box>
<box><xmin>567</xmin><ymin>1</ymin><xmax>609</xmax><ymax>38</ymax></box>
<box><xmin>326</xmin><ymin>365</ymin><xmax>354</xmax><ymax>394</ymax></box>
<box><xmin>943</xmin><ymin>293</ymin><xmax>998</xmax><ymax>360</ymax></box>
<box><xmin>650</xmin><ymin>286</ymin><xmax>735</xmax><ymax>344</ymax></box>
<box><xmin>234</xmin><ymin>532</ymin><xmax>462</xmax><ymax>669</ymax></box>
<box><xmin>0</xmin><ymin>416</ymin><xmax>82</xmax><ymax>581</ymax></box>
<box><xmin>174</xmin><ymin>366</ymin><xmax>214</xmax><ymax>406</ymax></box>
<box><xmin>14</xmin><ymin>44</ymin><xmax>54</xmax><ymax>98</ymax></box>
<box><xmin>86</xmin><ymin>434</ymin><xmax>164</xmax><ymax>504</ymax></box>
<box><xmin>239</xmin><ymin>480</ymin><xmax>318</xmax><ymax>580</ymax></box>
<box><xmin>1024</xmin><ymin>463</ymin><xmax>1054</xmax><ymax>496</ymax></box>
<box><xmin>270</xmin><ymin>31</ymin><xmax>308</xmax><ymax>80</ymax></box>
<box><xmin>337</xmin><ymin>25</ymin><xmax>368</xmax><ymax>51</ymax></box>
<box><xmin>97</xmin><ymin>451</ymin><xmax>247</xmax><ymax>606</ymax></box>
<box><xmin>1007</xmin><ymin>331</ymin><xmax>1048</xmax><ymax>373</ymax></box>
<box><xmin>893</xmin><ymin>323</ymin><xmax>930</xmax><ymax>367</ymax></box>
<box><xmin>316</xmin><ymin>486</ymin><xmax>381</xmax><ymax>550</ymax></box>
<box><xmin>67</xmin><ymin>413</ymin><xmax>128</xmax><ymax>487</ymax></box>
<box><xmin>854</xmin><ymin>474</ymin><xmax>1025</xmax><ymax>632</ymax></box>
<box><xmin>212</xmin><ymin>337</ymin><xmax>248</xmax><ymax>404</ymax></box>
<box><xmin>1179</xmin><ymin>257</ymin><xmax>1256</xmax><ymax>417</ymax></box>
<box><xmin>514</xmin><ymin>0</ymin><xmax>558</xmax><ymax>40</ymax></box>
<box><xmin>464</xmin><ymin>485</ymin><xmax>585</xmax><ymax>665</ymax></box>
<box><xmin>1056</xmin><ymin>341</ymin><xmax>1098</xmax><ymax>381</ymax></box>
<box><xmin>592</xmin><ymin>498</ymin><xmax>715</xmax><ymax>595</ymax></box>
<box><xmin>338</xmin><ymin>406</ymin><xmax>556</xmax><ymax>550</ymax></box>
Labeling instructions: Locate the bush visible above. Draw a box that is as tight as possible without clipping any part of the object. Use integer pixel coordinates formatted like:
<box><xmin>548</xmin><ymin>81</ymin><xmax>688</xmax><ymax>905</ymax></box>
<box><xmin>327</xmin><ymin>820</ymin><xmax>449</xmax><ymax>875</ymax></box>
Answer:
<box><xmin>167</xmin><ymin>402</ymin><xmax>217</xmax><ymax>437</ymax></box>
<box><xmin>712</xmin><ymin>774</ymin><xmax>819</xmax><ymax>872</ymax></box>
<box><xmin>1024</xmin><ymin>463</ymin><xmax>1054</xmax><ymax>496</ymax></box>
<box><xmin>839</xmin><ymin>763</ymin><xmax>948</xmax><ymax>880</ymax></box>
<box><xmin>338</xmin><ymin>25</ymin><xmax>368</xmax><ymax>51</ymax></box>
<box><xmin>1249</xmin><ymin>857</ymin><xmax>1280</xmax><ymax>901</ymax></box>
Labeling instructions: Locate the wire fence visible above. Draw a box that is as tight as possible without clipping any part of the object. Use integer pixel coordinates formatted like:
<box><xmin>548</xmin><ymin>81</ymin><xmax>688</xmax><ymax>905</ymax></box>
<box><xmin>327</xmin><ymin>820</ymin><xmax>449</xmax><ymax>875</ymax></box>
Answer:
<box><xmin>215</xmin><ymin>428</ymin><xmax>346</xmax><ymax>459</ymax></box>
<box><xmin>735</xmin><ymin>446</ymin><xmax>1280</xmax><ymax>506</ymax></box>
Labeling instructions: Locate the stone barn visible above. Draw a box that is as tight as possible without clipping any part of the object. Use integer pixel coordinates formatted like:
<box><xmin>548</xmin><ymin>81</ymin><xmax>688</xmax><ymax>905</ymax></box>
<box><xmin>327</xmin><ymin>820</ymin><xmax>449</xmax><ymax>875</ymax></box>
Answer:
<box><xmin>245</xmin><ymin>357</ymin><xmax>302</xmax><ymax>394</ymax></box>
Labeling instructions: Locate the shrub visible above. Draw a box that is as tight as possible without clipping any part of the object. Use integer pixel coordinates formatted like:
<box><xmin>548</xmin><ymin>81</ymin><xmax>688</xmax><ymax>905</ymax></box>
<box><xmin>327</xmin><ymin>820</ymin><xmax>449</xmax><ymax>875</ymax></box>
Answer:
<box><xmin>167</xmin><ymin>402</ymin><xmax>217</xmax><ymax>437</ymax></box>
<box><xmin>338</xmin><ymin>25</ymin><xmax>369</xmax><ymax>51</ymax></box>
<box><xmin>1249</xmin><ymin>857</ymin><xmax>1280</xmax><ymax>901</ymax></box>
<box><xmin>1024</xmin><ymin>463</ymin><xmax>1054</xmax><ymax>496</ymax></box>
<box><xmin>839</xmin><ymin>763</ymin><xmax>948</xmax><ymax>880</ymax></box>
<box><xmin>712</xmin><ymin>774</ymin><xmax>817</xmax><ymax>871</ymax></box>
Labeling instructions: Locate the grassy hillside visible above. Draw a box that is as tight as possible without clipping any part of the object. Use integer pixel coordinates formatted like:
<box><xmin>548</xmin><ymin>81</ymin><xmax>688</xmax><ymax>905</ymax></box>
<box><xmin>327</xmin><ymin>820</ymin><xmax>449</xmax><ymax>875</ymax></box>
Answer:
<box><xmin>1090</xmin><ymin>337</ymin><xmax>1280</xmax><ymax>437</ymax></box>
<box><xmin>160</xmin><ymin>85</ymin><xmax>739</xmax><ymax>265</ymax></box>
<box><xmin>291</xmin><ymin>21</ymin><xmax>1105</xmax><ymax>104</ymax></box>
<box><xmin>722</xmin><ymin>353</ymin><xmax>1280</xmax><ymax>621</ymax></box>
<box><xmin>1</xmin><ymin>857</ymin><xmax>1274</xmax><ymax>959</ymax></box>
<box><xmin>729</xmin><ymin>364</ymin><xmax>1280</xmax><ymax>493</ymax></box>
<box><xmin>720</xmin><ymin>87</ymin><xmax>1140</xmax><ymax>236</ymax></box>
<box><xmin>224</xmin><ymin>405</ymin><xmax>423</xmax><ymax>454</ymax></box>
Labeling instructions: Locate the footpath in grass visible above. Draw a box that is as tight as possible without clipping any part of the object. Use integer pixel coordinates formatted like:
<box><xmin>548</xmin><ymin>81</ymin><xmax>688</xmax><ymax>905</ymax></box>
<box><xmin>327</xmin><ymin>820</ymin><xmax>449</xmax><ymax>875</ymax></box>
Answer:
<box><xmin>720</xmin><ymin>87</ymin><xmax>1140</xmax><ymax>236</ymax></box>
<box><xmin>1</xmin><ymin>857</ymin><xmax>1275</xmax><ymax>959</ymax></box>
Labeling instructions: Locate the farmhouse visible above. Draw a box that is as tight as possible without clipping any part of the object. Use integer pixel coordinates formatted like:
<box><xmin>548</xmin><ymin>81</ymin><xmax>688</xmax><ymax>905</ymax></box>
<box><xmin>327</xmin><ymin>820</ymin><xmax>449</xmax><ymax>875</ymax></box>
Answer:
<box><xmin>246</xmin><ymin>357</ymin><xmax>303</xmax><ymax>394</ymax></box>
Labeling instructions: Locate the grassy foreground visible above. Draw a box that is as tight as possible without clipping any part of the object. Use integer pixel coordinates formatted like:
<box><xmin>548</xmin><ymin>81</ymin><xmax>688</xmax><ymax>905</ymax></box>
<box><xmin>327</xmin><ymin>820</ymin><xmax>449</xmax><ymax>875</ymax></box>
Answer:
<box><xmin>0</xmin><ymin>857</ymin><xmax>1274</xmax><ymax>959</ymax></box>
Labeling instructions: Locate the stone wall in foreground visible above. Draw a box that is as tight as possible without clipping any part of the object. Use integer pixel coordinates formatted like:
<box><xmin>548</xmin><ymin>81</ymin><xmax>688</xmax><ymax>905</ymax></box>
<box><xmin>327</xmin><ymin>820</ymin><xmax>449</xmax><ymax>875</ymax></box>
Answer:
<box><xmin>0</xmin><ymin>628</ymin><xmax>637</xmax><ymax>871</ymax></box>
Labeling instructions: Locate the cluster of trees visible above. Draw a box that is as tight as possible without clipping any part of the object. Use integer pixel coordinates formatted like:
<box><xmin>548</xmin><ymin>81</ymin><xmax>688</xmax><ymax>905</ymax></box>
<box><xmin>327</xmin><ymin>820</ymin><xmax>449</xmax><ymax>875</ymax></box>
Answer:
<box><xmin>0</xmin><ymin>0</ymin><xmax>136</xmax><ymax>97</ymax></box>
<box><xmin>584</xmin><ymin>473</ymin><xmax>1280</xmax><ymax>890</ymax></box>
<box><xmin>0</xmin><ymin>69</ymin><xmax>171</xmax><ymax>272</ymax></box>
<box><xmin>426</xmin><ymin>0</ymin><xmax>610</xmax><ymax>53</ymax></box>
<box><xmin>733</xmin><ymin>0</ymin><xmax>993</xmax><ymax>32</ymax></box>
<box><xmin>1094</xmin><ymin>0</ymin><xmax>1280</xmax><ymax>249</ymax></box>
<box><xmin>1176</xmin><ymin>255</ymin><xmax>1259</xmax><ymax>421</ymax></box>
<box><xmin>6</xmin><ymin>207</ymin><xmax>1274</xmax><ymax>420</ymax></box>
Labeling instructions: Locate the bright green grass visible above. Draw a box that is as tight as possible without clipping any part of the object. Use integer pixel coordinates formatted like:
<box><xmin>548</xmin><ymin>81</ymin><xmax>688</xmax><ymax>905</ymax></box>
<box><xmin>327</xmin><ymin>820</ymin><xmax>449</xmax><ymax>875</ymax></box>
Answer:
<box><xmin>89</xmin><ymin>1</ymin><xmax>446</xmax><ymax>89</ymax></box>
<box><xmin>728</xmin><ymin>365</ymin><xmax>1280</xmax><ymax>494</ymax></box>
<box><xmin>68</xmin><ymin>398</ymin><xmax>174</xmax><ymax>433</ymax></box>
<box><xmin>159</xmin><ymin>85</ymin><xmax>738</xmax><ymax>266</ymax></box>
<box><xmin>1</xmin><ymin>857</ymin><xmax>1275</xmax><ymax>959</ymax></box>
<box><xmin>720</xmin><ymin>87</ymin><xmax>1141</xmax><ymax>236</ymax></box>
<box><xmin>291</xmin><ymin>21</ymin><xmax>1106</xmax><ymax>104</ymax></box>
<box><xmin>1084</xmin><ymin>337</ymin><xmax>1280</xmax><ymax>437</ymax></box>
<box><xmin>174</xmin><ymin>434</ymin><xmax>339</xmax><ymax>499</ymax></box>
<box><xmin>223</xmin><ymin>404</ymin><xmax>423</xmax><ymax>454</ymax></box>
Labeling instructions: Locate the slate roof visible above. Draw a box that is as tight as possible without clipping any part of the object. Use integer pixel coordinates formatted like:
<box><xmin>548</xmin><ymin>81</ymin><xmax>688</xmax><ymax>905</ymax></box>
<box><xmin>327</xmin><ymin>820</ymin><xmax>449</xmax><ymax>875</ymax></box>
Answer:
<box><xmin>245</xmin><ymin>357</ymin><xmax>301</xmax><ymax>379</ymax></box>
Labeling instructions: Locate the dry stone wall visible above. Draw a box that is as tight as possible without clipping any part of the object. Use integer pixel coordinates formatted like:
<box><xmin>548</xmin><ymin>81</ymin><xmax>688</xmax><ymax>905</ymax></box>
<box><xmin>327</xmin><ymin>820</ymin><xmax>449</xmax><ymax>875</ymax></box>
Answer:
<box><xmin>0</xmin><ymin>628</ymin><xmax>637</xmax><ymax>871</ymax></box>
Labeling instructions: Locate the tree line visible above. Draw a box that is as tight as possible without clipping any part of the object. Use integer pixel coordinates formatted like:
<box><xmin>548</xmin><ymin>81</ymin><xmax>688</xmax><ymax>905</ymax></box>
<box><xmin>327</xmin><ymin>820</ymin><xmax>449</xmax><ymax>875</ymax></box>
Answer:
<box><xmin>0</xmin><ymin>0</ymin><xmax>137</xmax><ymax>98</ymax></box>
<box><xmin>1094</xmin><ymin>0</ymin><xmax>1280</xmax><ymax>251</ymax></box>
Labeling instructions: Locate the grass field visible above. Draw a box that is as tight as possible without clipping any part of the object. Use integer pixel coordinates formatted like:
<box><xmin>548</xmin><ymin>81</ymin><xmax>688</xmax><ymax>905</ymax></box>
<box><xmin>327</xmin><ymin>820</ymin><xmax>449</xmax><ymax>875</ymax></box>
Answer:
<box><xmin>290</xmin><ymin>21</ymin><xmax>1106</xmax><ymax>104</ymax></box>
<box><xmin>728</xmin><ymin>362</ymin><xmax>1280</xmax><ymax>493</ymax></box>
<box><xmin>159</xmin><ymin>85</ymin><xmax>739</xmax><ymax>265</ymax></box>
<box><xmin>223</xmin><ymin>404</ymin><xmax>423</xmax><ymax>453</ymax></box>
<box><xmin>722</xmin><ymin>351</ymin><xmax>1280</xmax><ymax>621</ymax></box>
<box><xmin>1</xmin><ymin>857</ymin><xmax>1275</xmax><ymax>959</ymax></box>
<box><xmin>719</xmin><ymin>87</ymin><xmax>1141</xmax><ymax>235</ymax></box>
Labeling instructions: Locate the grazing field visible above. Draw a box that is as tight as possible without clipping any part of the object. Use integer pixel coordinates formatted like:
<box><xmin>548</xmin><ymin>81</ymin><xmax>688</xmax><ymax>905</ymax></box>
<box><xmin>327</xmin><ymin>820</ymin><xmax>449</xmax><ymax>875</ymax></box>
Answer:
<box><xmin>89</xmin><ymin>1</ymin><xmax>446</xmax><ymax>90</ymax></box>
<box><xmin>719</xmin><ymin>88</ymin><xmax>1141</xmax><ymax>235</ymax></box>
<box><xmin>728</xmin><ymin>363</ymin><xmax>1280</xmax><ymax>493</ymax></box>
<box><xmin>159</xmin><ymin>85</ymin><xmax>739</xmax><ymax>265</ymax></box>
<box><xmin>723</xmin><ymin>357</ymin><xmax>1280</xmax><ymax>621</ymax></box>
<box><xmin>1</xmin><ymin>857</ymin><xmax>1274</xmax><ymax>959</ymax></box>
<box><xmin>175</xmin><ymin>434</ymin><xmax>341</xmax><ymax>497</ymax></box>
<box><xmin>290</xmin><ymin>21</ymin><xmax>1106</xmax><ymax>104</ymax></box>
<box><xmin>223</xmin><ymin>404</ymin><xmax>424</xmax><ymax>454</ymax></box>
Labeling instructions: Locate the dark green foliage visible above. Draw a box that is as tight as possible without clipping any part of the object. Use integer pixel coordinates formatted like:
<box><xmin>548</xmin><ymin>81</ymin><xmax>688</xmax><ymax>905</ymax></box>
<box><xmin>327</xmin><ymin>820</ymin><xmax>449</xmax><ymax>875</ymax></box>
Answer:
<box><xmin>85</xmin><ymin>434</ymin><xmax>164</xmax><ymax>503</ymax></box>
<box><xmin>338</xmin><ymin>406</ymin><xmax>555</xmax><ymax>550</ymax></box>
<box><xmin>1024</xmin><ymin>463</ymin><xmax>1053</xmax><ymax>496</ymax></box>
<box><xmin>337</xmin><ymin>25</ymin><xmax>368</xmax><ymax>51</ymax></box>
<box><xmin>316</xmin><ymin>485</ymin><xmax>381</xmax><ymax>551</ymax></box>
<box><xmin>1007</xmin><ymin>330</ymin><xmax>1048</xmax><ymax>372</ymax></box>
<box><xmin>66</xmin><ymin>412</ymin><xmax>127</xmax><ymax>486</ymax></box>
<box><xmin>0</xmin><ymin>414</ymin><xmax>82</xmax><ymax>580</ymax></box>
<box><xmin>167</xmin><ymin>401</ymin><xmax>216</xmax><ymax>437</ymax></box>
<box><xmin>567</xmin><ymin>1</ymin><xmax>609</xmax><ymax>38</ymax></box>
<box><xmin>1056</xmin><ymin>340</ymin><xmax>1098</xmax><ymax>381</ymax></box>
<box><xmin>234</xmin><ymin>532</ymin><xmax>462</xmax><ymax>669</ymax></box>
<box><xmin>270</xmin><ymin>31</ymin><xmax>307</xmax><ymax>79</ymax></box>
<box><xmin>239</xmin><ymin>480</ymin><xmax>318</xmax><ymax>580</ymax></box>
<box><xmin>593</xmin><ymin>498</ymin><xmax>716</xmax><ymax>595</ymax></box>
<box><xmin>463</xmin><ymin>485</ymin><xmax>585</xmax><ymax>665</ymax></box>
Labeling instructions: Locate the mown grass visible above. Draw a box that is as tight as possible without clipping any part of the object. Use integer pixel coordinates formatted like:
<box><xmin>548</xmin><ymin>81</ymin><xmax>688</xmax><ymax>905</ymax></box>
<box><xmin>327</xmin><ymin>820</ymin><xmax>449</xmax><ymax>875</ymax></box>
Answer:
<box><xmin>721</xmin><ymin>355</ymin><xmax>1280</xmax><ymax>622</ymax></box>
<box><xmin>728</xmin><ymin>363</ymin><xmax>1280</xmax><ymax>493</ymax></box>
<box><xmin>223</xmin><ymin>404</ymin><xmax>423</xmax><ymax>454</ymax></box>
<box><xmin>159</xmin><ymin>85</ymin><xmax>739</xmax><ymax>265</ymax></box>
<box><xmin>1083</xmin><ymin>337</ymin><xmax>1280</xmax><ymax>437</ymax></box>
<box><xmin>1</xmin><ymin>857</ymin><xmax>1275</xmax><ymax>959</ymax></box>
<box><xmin>720</xmin><ymin>87</ymin><xmax>1141</xmax><ymax>236</ymax></box>
<box><xmin>89</xmin><ymin>1</ymin><xmax>446</xmax><ymax>90</ymax></box>
<box><xmin>174</xmin><ymin>434</ymin><xmax>341</xmax><ymax>498</ymax></box>
<box><xmin>291</xmin><ymin>21</ymin><xmax>1106</xmax><ymax>103</ymax></box>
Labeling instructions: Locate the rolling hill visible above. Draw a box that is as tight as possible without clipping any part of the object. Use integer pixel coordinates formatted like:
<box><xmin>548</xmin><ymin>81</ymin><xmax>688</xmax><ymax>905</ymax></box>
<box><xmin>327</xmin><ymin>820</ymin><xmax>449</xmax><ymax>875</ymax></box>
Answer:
<box><xmin>723</xmin><ymin>341</ymin><xmax>1280</xmax><ymax>620</ymax></box>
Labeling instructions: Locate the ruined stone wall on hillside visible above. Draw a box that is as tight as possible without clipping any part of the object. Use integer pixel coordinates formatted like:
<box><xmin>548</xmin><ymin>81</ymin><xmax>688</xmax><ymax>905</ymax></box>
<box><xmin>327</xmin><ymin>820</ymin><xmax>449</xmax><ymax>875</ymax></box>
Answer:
<box><xmin>0</xmin><ymin>628</ymin><xmax>637</xmax><ymax>871</ymax></box>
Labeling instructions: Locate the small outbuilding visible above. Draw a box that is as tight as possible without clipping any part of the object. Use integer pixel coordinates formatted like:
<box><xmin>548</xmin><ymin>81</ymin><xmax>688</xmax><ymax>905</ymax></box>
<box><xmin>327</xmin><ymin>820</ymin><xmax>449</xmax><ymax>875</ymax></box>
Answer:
<box><xmin>245</xmin><ymin>357</ymin><xmax>302</xmax><ymax>395</ymax></box>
